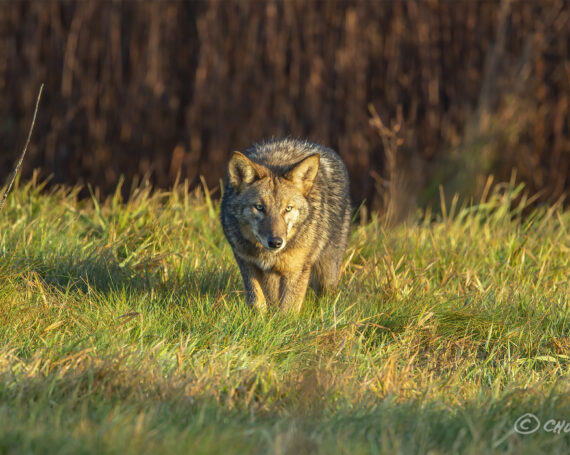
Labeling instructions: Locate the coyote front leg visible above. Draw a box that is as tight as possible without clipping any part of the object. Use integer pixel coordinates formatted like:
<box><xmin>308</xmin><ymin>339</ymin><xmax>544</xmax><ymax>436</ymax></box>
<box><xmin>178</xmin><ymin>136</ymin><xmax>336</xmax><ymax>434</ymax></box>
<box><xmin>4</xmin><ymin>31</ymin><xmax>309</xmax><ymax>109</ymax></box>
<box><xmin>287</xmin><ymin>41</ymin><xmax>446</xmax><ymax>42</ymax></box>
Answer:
<box><xmin>236</xmin><ymin>257</ymin><xmax>267</xmax><ymax>313</ymax></box>
<box><xmin>279</xmin><ymin>266</ymin><xmax>311</xmax><ymax>314</ymax></box>
<box><xmin>260</xmin><ymin>271</ymin><xmax>281</xmax><ymax>306</ymax></box>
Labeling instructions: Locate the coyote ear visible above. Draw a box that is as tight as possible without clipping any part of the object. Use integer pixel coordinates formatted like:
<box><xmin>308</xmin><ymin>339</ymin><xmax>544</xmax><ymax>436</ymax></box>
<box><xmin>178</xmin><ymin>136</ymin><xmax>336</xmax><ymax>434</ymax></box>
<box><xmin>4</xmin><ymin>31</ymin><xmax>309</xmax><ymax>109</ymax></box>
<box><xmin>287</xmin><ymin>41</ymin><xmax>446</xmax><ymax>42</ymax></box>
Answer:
<box><xmin>228</xmin><ymin>152</ymin><xmax>264</xmax><ymax>191</ymax></box>
<box><xmin>284</xmin><ymin>154</ymin><xmax>320</xmax><ymax>195</ymax></box>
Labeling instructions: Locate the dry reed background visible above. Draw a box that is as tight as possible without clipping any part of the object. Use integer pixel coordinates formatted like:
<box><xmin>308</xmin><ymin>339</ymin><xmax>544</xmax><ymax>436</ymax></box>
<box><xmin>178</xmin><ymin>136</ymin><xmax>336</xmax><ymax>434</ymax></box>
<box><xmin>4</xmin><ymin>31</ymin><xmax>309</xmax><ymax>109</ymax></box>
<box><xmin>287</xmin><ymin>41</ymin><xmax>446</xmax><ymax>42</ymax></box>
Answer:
<box><xmin>0</xmin><ymin>0</ymin><xmax>568</xmax><ymax>213</ymax></box>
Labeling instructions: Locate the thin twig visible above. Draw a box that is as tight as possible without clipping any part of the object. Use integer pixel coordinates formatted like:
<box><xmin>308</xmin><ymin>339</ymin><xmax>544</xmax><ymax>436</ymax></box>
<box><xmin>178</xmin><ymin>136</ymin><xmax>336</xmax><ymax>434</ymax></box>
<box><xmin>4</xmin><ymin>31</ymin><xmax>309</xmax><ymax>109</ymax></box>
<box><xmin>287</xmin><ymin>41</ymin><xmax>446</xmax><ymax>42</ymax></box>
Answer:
<box><xmin>0</xmin><ymin>83</ymin><xmax>44</xmax><ymax>213</ymax></box>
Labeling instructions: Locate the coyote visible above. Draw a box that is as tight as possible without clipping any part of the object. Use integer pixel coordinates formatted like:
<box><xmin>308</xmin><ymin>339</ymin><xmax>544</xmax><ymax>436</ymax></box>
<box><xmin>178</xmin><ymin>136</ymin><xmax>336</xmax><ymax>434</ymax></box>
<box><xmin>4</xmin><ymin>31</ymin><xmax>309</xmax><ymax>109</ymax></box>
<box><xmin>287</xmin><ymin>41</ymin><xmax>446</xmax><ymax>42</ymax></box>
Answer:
<box><xmin>221</xmin><ymin>138</ymin><xmax>351</xmax><ymax>313</ymax></box>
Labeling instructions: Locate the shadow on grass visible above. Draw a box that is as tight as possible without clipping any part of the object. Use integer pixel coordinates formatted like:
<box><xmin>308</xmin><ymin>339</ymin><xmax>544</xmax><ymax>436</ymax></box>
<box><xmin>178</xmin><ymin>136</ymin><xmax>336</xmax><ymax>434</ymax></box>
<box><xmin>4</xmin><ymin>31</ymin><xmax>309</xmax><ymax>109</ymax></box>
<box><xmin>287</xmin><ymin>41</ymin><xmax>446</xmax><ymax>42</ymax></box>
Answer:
<box><xmin>2</xmin><ymin>359</ymin><xmax>569</xmax><ymax>455</ymax></box>
<box><xmin>4</xmin><ymin>250</ymin><xmax>239</xmax><ymax>305</ymax></box>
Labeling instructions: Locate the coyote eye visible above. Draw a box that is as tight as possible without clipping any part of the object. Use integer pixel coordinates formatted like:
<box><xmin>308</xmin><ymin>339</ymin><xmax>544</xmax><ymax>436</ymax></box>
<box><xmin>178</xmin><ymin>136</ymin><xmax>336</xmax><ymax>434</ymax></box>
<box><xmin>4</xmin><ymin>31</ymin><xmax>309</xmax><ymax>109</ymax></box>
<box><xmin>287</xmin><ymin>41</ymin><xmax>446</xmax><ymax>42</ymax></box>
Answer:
<box><xmin>285</xmin><ymin>205</ymin><xmax>293</xmax><ymax>212</ymax></box>
<box><xmin>254</xmin><ymin>204</ymin><xmax>265</xmax><ymax>212</ymax></box>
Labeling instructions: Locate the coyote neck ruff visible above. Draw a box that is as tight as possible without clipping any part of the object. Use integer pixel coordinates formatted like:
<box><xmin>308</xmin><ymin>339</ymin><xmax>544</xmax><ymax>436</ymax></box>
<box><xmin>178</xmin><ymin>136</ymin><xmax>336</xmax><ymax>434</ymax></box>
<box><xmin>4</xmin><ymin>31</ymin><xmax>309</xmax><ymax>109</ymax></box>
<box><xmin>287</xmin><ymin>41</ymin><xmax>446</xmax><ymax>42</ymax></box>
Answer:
<box><xmin>221</xmin><ymin>138</ymin><xmax>351</xmax><ymax>314</ymax></box>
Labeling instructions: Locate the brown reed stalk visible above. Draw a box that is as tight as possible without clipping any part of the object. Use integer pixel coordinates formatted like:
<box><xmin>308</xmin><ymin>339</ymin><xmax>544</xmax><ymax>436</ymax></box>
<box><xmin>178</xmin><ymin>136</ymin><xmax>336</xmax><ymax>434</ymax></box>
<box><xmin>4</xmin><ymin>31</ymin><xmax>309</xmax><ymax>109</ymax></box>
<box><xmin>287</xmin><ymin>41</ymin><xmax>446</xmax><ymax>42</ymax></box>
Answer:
<box><xmin>0</xmin><ymin>83</ymin><xmax>44</xmax><ymax>213</ymax></box>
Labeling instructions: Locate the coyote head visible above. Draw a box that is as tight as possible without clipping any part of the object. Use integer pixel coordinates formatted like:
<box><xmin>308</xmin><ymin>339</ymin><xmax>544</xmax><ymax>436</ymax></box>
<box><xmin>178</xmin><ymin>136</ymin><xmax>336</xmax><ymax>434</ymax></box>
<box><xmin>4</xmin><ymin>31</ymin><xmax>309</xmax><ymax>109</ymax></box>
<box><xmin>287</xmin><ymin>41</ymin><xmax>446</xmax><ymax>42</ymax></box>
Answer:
<box><xmin>227</xmin><ymin>151</ymin><xmax>320</xmax><ymax>252</ymax></box>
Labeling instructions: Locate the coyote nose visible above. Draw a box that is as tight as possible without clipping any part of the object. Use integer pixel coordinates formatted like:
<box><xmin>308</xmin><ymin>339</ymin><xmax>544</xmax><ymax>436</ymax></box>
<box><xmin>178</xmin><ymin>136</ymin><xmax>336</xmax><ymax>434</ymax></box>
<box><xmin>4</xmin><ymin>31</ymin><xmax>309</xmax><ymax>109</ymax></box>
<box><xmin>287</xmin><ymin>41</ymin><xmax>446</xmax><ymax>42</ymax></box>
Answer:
<box><xmin>268</xmin><ymin>236</ymin><xmax>283</xmax><ymax>249</ymax></box>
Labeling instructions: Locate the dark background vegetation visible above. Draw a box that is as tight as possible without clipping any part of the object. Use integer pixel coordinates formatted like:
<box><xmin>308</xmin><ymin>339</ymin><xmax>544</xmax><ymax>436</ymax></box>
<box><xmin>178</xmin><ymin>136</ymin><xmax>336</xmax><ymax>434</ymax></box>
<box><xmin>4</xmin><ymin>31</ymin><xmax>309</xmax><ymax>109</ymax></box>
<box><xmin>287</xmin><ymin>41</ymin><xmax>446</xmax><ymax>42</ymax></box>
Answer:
<box><xmin>1</xmin><ymin>0</ymin><xmax>568</xmax><ymax>215</ymax></box>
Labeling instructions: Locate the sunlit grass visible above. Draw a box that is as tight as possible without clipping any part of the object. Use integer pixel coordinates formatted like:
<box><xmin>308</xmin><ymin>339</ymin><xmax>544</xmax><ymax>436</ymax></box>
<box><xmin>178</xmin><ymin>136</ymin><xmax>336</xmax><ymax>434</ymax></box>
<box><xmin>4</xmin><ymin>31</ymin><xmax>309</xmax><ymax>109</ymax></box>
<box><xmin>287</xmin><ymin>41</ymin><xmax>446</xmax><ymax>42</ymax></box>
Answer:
<box><xmin>0</xmin><ymin>178</ymin><xmax>568</xmax><ymax>454</ymax></box>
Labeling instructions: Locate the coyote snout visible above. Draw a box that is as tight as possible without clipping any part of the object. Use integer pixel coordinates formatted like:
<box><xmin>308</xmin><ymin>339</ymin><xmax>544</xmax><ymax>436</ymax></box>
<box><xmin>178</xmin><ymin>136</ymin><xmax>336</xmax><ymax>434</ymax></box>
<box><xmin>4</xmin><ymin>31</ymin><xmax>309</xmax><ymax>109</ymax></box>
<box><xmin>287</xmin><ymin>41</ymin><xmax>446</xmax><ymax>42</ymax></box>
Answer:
<box><xmin>267</xmin><ymin>236</ymin><xmax>283</xmax><ymax>249</ymax></box>
<box><xmin>221</xmin><ymin>138</ymin><xmax>351</xmax><ymax>314</ymax></box>
<box><xmin>252</xmin><ymin>210</ymin><xmax>288</xmax><ymax>252</ymax></box>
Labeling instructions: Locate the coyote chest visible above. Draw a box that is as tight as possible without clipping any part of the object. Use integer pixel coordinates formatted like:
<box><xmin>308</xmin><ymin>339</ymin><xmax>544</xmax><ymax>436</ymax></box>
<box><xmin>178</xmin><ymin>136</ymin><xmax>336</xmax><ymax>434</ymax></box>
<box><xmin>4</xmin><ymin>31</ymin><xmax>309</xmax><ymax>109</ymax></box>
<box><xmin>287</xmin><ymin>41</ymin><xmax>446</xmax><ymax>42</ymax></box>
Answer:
<box><xmin>220</xmin><ymin>138</ymin><xmax>351</xmax><ymax>314</ymax></box>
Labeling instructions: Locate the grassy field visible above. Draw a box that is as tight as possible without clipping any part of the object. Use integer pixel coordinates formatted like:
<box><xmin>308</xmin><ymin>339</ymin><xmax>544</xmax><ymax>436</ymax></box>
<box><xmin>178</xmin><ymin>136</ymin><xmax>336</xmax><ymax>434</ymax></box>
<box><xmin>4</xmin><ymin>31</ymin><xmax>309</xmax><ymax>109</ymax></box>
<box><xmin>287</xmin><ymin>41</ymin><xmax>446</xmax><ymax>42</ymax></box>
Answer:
<box><xmin>0</xmin><ymin>178</ymin><xmax>568</xmax><ymax>454</ymax></box>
